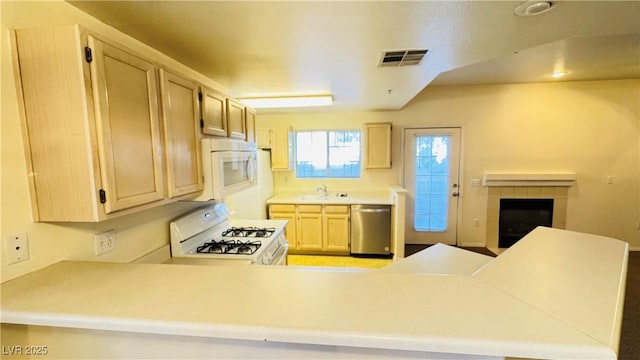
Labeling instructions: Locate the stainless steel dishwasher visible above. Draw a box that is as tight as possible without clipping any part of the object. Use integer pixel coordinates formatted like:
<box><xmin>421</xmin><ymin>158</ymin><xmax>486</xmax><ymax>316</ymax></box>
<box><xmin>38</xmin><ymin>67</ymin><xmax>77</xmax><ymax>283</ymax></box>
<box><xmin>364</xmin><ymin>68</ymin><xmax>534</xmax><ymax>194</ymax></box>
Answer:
<box><xmin>350</xmin><ymin>205</ymin><xmax>391</xmax><ymax>256</ymax></box>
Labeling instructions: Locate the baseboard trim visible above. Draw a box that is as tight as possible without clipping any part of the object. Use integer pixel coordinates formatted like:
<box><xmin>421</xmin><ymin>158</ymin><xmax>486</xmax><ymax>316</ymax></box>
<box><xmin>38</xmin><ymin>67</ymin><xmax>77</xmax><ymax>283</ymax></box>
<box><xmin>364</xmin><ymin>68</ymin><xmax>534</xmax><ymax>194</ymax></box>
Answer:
<box><xmin>457</xmin><ymin>243</ymin><xmax>486</xmax><ymax>248</ymax></box>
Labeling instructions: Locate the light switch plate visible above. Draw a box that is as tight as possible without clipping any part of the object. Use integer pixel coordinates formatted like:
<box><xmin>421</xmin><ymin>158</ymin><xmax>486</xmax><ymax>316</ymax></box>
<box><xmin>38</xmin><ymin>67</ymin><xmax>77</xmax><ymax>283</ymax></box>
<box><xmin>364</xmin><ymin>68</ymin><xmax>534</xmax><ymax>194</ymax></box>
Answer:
<box><xmin>5</xmin><ymin>233</ymin><xmax>29</xmax><ymax>264</ymax></box>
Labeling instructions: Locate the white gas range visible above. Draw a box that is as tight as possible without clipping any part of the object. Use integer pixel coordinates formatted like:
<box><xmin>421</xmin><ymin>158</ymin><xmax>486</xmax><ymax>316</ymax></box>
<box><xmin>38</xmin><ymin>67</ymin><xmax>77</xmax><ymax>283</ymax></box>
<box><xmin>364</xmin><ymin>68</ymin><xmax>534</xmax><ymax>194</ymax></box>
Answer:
<box><xmin>170</xmin><ymin>203</ymin><xmax>288</xmax><ymax>266</ymax></box>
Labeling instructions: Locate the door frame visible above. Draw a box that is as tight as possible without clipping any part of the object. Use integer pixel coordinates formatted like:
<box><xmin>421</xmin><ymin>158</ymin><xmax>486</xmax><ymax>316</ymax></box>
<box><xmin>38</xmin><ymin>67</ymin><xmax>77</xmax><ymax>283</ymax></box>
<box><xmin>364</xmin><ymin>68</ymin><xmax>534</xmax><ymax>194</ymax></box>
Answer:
<box><xmin>401</xmin><ymin>126</ymin><xmax>464</xmax><ymax>245</ymax></box>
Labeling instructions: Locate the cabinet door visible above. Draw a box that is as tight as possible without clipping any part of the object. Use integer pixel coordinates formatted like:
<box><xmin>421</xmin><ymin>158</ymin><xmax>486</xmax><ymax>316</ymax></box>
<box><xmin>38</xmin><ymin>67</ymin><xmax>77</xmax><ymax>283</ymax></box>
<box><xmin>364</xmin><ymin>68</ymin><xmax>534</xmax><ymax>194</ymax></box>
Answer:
<box><xmin>159</xmin><ymin>70</ymin><xmax>203</xmax><ymax>198</ymax></box>
<box><xmin>89</xmin><ymin>36</ymin><xmax>164</xmax><ymax>213</ymax></box>
<box><xmin>201</xmin><ymin>87</ymin><xmax>227</xmax><ymax>136</ymax></box>
<box><xmin>323</xmin><ymin>205</ymin><xmax>350</xmax><ymax>252</ymax></box>
<box><xmin>324</xmin><ymin>214</ymin><xmax>350</xmax><ymax>252</ymax></box>
<box><xmin>269</xmin><ymin>204</ymin><xmax>297</xmax><ymax>249</ymax></box>
<box><xmin>15</xmin><ymin>25</ymin><xmax>100</xmax><ymax>221</ymax></box>
<box><xmin>297</xmin><ymin>213</ymin><xmax>323</xmax><ymax>250</ymax></box>
<box><xmin>245</xmin><ymin>108</ymin><xmax>257</xmax><ymax>143</ymax></box>
<box><xmin>256</xmin><ymin>128</ymin><xmax>272</xmax><ymax>148</ymax></box>
<box><xmin>364</xmin><ymin>123</ymin><xmax>392</xmax><ymax>169</ymax></box>
<box><xmin>226</xmin><ymin>98</ymin><xmax>246</xmax><ymax>139</ymax></box>
<box><xmin>271</xmin><ymin>126</ymin><xmax>292</xmax><ymax>171</ymax></box>
<box><xmin>270</xmin><ymin>212</ymin><xmax>297</xmax><ymax>250</ymax></box>
<box><xmin>297</xmin><ymin>205</ymin><xmax>323</xmax><ymax>250</ymax></box>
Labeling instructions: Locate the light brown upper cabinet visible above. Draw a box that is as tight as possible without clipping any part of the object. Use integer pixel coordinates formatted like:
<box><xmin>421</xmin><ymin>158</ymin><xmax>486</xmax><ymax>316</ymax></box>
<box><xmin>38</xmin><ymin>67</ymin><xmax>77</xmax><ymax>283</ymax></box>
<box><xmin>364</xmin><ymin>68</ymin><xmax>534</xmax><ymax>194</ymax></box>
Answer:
<box><xmin>88</xmin><ymin>36</ymin><xmax>165</xmax><ymax>213</ymax></box>
<box><xmin>159</xmin><ymin>69</ymin><xmax>204</xmax><ymax>198</ymax></box>
<box><xmin>256</xmin><ymin>126</ymin><xmax>292</xmax><ymax>170</ymax></box>
<box><xmin>200</xmin><ymin>86</ymin><xmax>227</xmax><ymax>137</ymax></box>
<box><xmin>226</xmin><ymin>98</ymin><xmax>246</xmax><ymax>139</ymax></box>
<box><xmin>270</xmin><ymin>126</ymin><xmax>293</xmax><ymax>171</ymax></box>
<box><xmin>364</xmin><ymin>123</ymin><xmax>392</xmax><ymax>169</ymax></box>
<box><xmin>256</xmin><ymin>128</ymin><xmax>272</xmax><ymax>148</ymax></box>
<box><xmin>14</xmin><ymin>25</ymin><xmax>171</xmax><ymax>221</ymax></box>
<box><xmin>245</xmin><ymin>107</ymin><xmax>257</xmax><ymax>143</ymax></box>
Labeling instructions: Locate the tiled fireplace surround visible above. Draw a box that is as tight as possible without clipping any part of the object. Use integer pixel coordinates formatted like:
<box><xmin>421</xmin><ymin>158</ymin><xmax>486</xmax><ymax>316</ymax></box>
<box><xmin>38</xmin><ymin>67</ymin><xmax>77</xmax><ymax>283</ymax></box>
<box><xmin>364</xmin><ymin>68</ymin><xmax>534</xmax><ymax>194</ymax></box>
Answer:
<box><xmin>485</xmin><ymin>186</ymin><xmax>569</xmax><ymax>252</ymax></box>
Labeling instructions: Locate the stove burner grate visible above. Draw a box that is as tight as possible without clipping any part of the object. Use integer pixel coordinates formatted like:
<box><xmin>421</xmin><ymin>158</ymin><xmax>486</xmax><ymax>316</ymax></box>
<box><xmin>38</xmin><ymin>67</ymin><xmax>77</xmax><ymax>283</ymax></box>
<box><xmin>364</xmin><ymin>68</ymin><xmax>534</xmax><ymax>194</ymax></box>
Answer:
<box><xmin>196</xmin><ymin>239</ymin><xmax>262</xmax><ymax>255</ymax></box>
<box><xmin>222</xmin><ymin>227</ymin><xmax>275</xmax><ymax>238</ymax></box>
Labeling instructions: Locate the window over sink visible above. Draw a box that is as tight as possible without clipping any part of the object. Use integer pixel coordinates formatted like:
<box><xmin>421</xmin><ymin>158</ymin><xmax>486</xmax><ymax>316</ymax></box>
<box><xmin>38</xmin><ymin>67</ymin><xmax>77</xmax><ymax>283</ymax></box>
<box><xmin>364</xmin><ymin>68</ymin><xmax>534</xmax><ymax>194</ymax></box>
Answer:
<box><xmin>295</xmin><ymin>130</ymin><xmax>361</xmax><ymax>178</ymax></box>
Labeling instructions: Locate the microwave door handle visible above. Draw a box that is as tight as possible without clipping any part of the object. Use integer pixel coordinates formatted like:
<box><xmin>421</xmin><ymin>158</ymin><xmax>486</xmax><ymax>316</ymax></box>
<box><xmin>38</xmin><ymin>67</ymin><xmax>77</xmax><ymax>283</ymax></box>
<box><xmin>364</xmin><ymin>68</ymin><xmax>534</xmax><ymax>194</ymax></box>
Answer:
<box><xmin>251</xmin><ymin>156</ymin><xmax>258</xmax><ymax>182</ymax></box>
<box><xmin>247</xmin><ymin>154</ymin><xmax>257</xmax><ymax>182</ymax></box>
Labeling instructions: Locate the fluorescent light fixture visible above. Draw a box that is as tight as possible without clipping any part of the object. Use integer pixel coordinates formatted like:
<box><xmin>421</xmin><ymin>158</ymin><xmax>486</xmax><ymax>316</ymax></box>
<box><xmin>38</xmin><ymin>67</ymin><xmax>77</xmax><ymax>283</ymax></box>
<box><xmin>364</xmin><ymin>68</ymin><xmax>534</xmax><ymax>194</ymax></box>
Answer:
<box><xmin>240</xmin><ymin>95</ymin><xmax>333</xmax><ymax>109</ymax></box>
<box><xmin>551</xmin><ymin>71</ymin><xmax>567</xmax><ymax>78</ymax></box>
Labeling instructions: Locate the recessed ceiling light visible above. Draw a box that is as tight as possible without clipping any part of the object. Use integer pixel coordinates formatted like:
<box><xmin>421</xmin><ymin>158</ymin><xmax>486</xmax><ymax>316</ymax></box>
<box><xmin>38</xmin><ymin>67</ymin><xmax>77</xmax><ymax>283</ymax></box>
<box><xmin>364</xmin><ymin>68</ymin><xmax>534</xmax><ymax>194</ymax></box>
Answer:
<box><xmin>514</xmin><ymin>1</ymin><xmax>556</xmax><ymax>16</ymax></box>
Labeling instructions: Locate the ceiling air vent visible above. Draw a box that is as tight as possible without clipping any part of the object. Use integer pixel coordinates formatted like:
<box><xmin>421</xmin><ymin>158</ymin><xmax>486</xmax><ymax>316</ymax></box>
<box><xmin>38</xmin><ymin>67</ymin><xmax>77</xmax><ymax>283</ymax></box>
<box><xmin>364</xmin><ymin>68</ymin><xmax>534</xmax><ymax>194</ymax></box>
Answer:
<box><xmin>379</xmin><ymin>49</ymin><xmax>428</xmax><ymax>67</ymax></box>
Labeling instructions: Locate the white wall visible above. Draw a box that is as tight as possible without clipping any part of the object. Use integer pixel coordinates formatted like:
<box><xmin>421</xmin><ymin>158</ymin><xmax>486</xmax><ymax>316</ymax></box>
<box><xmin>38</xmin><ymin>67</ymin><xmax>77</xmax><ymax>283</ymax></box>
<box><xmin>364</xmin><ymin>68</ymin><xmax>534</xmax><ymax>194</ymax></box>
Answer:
<box><xmin>259</xmin><ymin>80</ymin><xmax>640</xmax><ymax>248</ymax></box>
<box><xmin>0</xmin><ymin>1</ymin><xmax>219</xmax><ymax>282</ymax></box>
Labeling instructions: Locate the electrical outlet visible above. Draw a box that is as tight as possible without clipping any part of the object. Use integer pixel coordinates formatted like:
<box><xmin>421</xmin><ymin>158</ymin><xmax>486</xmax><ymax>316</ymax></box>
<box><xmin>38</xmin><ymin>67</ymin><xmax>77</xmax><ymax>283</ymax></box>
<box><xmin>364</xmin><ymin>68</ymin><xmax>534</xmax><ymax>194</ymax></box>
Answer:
<box><xmin>5</xmin><ymin>233</ymin><xmax>29</xmax><ymax>264</ymax></box>
<box><xmin>95</xmin><ymin>230</ymin><xmax>116</xmax><ymax>256</ymax></box>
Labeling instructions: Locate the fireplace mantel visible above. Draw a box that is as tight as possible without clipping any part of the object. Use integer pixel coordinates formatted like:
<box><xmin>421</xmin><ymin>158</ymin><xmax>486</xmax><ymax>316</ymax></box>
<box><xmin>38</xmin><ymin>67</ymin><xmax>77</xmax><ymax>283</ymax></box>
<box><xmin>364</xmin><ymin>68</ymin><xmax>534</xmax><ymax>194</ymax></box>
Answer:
<box><xmin>482</xmin><ymin>172</ymin><xmax>576</xmax><ymax>187</ymax></box>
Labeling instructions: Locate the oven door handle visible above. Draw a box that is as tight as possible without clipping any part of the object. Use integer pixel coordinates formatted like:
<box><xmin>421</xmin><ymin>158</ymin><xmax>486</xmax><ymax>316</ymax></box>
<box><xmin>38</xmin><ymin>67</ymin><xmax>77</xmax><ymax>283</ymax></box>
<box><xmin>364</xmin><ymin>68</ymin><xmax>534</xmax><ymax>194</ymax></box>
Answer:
<box><xmin>269</xmin><ymin>242</ymin><xmax>288</xmax><ymax>265</ymax></box>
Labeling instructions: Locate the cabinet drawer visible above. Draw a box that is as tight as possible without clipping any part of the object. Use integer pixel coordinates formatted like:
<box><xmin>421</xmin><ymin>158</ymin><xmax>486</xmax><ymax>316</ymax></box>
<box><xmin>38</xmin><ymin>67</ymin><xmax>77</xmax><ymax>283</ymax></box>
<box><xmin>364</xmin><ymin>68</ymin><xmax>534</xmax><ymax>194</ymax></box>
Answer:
<box><xmin>297</xmin><ymin>204</ymin><xmax>322</xmax><ymax>213</ymax></box>
<box><xmin>324</xmin><ymin>205</ymin><xmax>349</xmax><ymax>214</ymax></box>
<box><xmin>269</xmin><ymin>204</ymin><xmax>296</xmax><ymax>213</ymax></box>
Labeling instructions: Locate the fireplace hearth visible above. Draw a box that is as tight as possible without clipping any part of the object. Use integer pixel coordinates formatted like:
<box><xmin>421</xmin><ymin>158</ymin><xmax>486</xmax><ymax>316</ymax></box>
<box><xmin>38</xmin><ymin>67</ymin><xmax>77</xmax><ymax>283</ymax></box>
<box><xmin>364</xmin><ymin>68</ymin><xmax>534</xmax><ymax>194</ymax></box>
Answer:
<box><xmin>499</xmin><ymin>198</ymin><xmax>554</xmax><ymax>248</ymax></box>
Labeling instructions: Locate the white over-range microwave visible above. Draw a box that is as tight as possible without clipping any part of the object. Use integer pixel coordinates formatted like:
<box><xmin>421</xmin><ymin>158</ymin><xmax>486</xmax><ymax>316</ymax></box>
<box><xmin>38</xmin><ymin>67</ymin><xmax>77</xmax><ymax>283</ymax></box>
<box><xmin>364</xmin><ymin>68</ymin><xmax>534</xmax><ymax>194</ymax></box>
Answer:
<box><xmin>195</xmin><ymin>138</ymin><xmax>258</xmax><ymax>201</ymax></box>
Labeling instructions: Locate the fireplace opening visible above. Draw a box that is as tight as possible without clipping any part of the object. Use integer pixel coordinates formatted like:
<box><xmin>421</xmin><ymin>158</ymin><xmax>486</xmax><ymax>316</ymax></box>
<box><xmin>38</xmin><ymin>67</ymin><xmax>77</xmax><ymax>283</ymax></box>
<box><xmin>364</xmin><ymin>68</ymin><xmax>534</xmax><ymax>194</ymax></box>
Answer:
<box><xmin>499</xmin><ymin>198</ymin><xmax>554</xmax><ymax>248</ymax></box>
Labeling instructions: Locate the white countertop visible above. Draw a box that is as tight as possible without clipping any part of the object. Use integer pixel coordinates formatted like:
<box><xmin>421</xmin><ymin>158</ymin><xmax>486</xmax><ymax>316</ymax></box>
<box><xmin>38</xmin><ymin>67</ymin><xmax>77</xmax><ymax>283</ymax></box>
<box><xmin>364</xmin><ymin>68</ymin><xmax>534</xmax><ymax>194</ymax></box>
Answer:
<box><xmin>0</xmin><ymin>227</ymin><xmax>628</xmax><ymax>359</ymax></box>
<box><xmin>475</xmin><ymin>228</ymin><xmax>629</xmax><ymax>351</ymax></box>
<box><xmin>380</xmin><ymin>243</ymin><xmax>493</xmax><ymax>275</ymax></box>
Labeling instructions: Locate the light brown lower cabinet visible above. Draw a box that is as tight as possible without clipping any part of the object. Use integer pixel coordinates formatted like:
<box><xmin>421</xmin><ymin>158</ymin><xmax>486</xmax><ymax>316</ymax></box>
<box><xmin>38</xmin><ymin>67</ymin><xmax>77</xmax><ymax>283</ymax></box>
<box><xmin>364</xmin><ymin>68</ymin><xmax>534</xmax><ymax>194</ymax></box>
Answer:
<box><xmin>269</xmin><ymin>204</ymin><xmax>350</xmax><ymax>254</ymax></box>
<box><xmin>323</xmin><ymin>205</ymin><xmax>350</xmax><ymax>252</ymax></box>
<box><xmin>268</xmin><ymin>204</ymin><xmax>297</xmax><ymax>249</ymax></box>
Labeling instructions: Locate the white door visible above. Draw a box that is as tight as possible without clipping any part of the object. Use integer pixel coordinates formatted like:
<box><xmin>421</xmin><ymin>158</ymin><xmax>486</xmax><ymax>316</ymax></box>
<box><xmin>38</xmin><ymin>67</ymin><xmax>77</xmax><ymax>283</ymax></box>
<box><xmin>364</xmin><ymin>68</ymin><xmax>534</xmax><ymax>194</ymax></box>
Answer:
<box><xmin>404</xmin><ymin>128</ymin><xmax>461</xmax><ymax>245</ymax></box>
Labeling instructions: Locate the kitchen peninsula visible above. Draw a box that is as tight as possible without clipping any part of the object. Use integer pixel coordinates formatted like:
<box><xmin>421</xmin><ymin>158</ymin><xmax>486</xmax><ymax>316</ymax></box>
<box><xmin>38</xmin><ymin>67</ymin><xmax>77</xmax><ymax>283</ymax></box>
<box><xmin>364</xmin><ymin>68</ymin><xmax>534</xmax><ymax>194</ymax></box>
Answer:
<box><xmin>0</xmin><ymin>227</ymin><xmax>628</xmax><ymax>359</ymax></box>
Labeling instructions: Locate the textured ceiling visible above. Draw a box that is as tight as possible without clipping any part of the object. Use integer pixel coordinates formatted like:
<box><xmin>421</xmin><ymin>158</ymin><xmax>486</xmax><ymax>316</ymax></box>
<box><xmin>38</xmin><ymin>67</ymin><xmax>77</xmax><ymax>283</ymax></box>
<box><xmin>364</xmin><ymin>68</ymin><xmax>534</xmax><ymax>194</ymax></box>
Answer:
<box><xmin>68</xmin><ymin>1</ymin><xmax>640</xmax><ymax>112</ymax></box>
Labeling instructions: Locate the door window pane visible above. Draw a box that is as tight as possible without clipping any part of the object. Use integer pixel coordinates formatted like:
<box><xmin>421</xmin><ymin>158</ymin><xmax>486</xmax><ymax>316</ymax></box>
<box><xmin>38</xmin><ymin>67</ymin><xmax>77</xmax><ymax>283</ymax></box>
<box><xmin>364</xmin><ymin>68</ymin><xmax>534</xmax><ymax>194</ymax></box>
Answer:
<box><xmin>414</xmin><ymin>136</ymin><xmax>450</xmax><ymax>232</ymax></box>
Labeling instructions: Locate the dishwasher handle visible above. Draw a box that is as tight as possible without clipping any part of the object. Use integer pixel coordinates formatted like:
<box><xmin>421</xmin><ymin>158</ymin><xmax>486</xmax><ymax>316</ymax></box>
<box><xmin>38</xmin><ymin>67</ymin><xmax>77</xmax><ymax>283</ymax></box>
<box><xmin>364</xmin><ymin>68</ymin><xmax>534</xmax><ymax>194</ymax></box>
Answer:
<box><xmin>352</xmin><ymin>208</ymin><xmax>390</xmax><ymax>213</ymax></box>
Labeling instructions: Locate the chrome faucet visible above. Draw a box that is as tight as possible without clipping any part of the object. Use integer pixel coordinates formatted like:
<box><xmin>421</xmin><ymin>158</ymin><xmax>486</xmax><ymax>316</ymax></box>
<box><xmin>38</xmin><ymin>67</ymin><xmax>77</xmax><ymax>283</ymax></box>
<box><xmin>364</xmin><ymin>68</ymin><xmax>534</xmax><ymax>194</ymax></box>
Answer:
<box><xmin>315</xmin><ymin>184</ymin><xmax>328</xmax><ymax>197</ymax></box>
